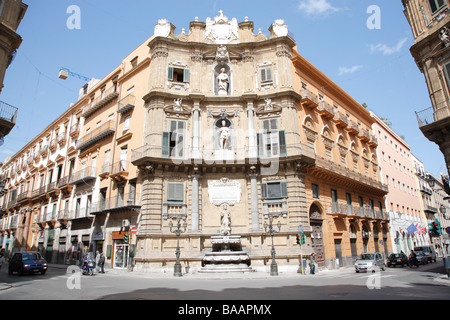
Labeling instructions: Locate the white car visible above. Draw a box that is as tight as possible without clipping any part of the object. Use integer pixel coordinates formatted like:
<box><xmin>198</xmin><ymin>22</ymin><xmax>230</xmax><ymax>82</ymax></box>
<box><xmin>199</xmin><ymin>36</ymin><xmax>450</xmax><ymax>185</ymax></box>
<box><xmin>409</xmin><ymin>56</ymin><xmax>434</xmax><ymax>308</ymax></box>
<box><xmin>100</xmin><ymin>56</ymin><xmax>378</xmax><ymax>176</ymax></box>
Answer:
<box><xmin>355</xmin><ymin>252</ymin><xmax>386</xmax><ymax>273</ymax></box>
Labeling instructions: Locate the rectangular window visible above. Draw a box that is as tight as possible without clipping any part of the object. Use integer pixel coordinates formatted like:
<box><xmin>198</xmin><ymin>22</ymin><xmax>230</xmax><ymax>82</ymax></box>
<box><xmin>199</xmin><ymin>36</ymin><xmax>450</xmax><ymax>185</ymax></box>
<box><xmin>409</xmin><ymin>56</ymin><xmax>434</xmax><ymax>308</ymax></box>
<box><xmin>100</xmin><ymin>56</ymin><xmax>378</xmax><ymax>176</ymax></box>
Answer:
<box><xmin>346</xmin><ymin>193</ymin><xmax>352</xmax><ymax>215</ymax></box>
<box><xmin>260</xmin><ymin>67</ymin><xmax>273</xmax><ymax>83</ymax></box>
<box><xmin>261</xmin><ymin>181</ymin><xmax>288</xmax><ymax>200</ymax></box>
<box><xmin>168</xmin><ymin>67</ymin><xmax>190</xmax><ymax>83</ymax></box>
<box><xmin>123</xmin><ymin>116</ymin><xmax>130</xmax><ymax>132</ymax></box>
<box><xmin>167</xmin><ymin>183</ymin><xmax>184</xmax><ymax>203</ymax></box>
<box><xmin>162</xmin><ymin>120</ymin><xmax>185</xmax><ymax>158</ymax></box>
<box><xmin>428</xmin><ymin>0</ymin><xmax>446</xmax><ymax>14</ymax></box>
<box><xmin>331</xmin><ymin>189</ymin><xmax>338</xmax><ymax>213</ymax></box>
<box><xmin>312</xmin><ymin>183</ymin><xmax>319</xmax><ymax>199</ymax></box>
<box><xmin>257</xmin><ymin>119</ymin><xmax>286</xmax><ymax>157</ymax></box>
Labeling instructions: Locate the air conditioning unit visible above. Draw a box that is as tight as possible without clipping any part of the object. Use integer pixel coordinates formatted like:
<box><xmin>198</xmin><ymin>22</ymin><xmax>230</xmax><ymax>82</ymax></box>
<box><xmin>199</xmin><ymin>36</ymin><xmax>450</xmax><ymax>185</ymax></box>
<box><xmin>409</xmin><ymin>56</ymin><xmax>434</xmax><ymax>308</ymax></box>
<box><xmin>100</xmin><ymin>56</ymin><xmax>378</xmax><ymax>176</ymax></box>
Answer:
<box><xmin>122</xmin><ymin>219</ymin><xmax>130</xmax><ymax>227</ymax></box>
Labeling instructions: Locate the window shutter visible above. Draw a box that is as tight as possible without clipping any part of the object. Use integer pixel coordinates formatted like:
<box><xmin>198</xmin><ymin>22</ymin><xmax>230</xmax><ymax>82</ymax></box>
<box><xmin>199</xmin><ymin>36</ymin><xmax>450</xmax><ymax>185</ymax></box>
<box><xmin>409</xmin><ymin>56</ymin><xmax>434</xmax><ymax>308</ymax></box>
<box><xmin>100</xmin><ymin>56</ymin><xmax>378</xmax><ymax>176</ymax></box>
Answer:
<box><xmin>280</xmin><ymin>182</ymin><xmax>288</xmax><ymax>198</ymax></box>
<box><xmin>261</xmin><ymin>67</ymin><xmax>273</xmax><ymax>83</ymax></box>
<box><xmin>257</xmin><ymin>133</ymin><xmax>263</xmax><ymax>157</ymax></box>
<box><xmin>167</xmin><ymin>67</ymin><xmax>174</xmax><ymax>81</ymax></box>
<box><xmin>168</xmin><ymin>183</ymin><xmax>184</xmax><ymax>202</ymax></box>
<box><xmin>279</xmin><ymin>130</ymin><xmax>286</xmax><ymax>157</ymax></box>
<box><xmin>162</xmin><ymin>132</ymin><xmax>170</xmax><ymax>158</ymax></box>
<box><xmin>261</xmin><ymin>183</ymin><xmax>268</xmax><ymax>199</ymax></box>
<box><xmin>183</xmin><ymin>69</ymin><xmax>190</xmax><ymax>83</ymax></box>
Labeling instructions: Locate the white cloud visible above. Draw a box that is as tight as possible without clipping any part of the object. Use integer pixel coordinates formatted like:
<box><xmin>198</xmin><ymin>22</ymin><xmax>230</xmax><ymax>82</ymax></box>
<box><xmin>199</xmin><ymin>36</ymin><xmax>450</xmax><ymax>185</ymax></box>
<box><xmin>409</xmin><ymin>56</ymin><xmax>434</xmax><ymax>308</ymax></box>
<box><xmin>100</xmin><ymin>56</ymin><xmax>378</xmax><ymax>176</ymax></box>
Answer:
<box><xmin>338</xmin><ymin>65</ymin><xmax>363</xmax><ymax>76</ymax></box>
<box><xmin>297</xmin><ymin>0</ymin><xmax>341</xmax><ymax>17</ymax></box>
<box><xmin>370</xmin><ymin>38</ymin><xmax>408</xmax><ymax>55</ymax></box>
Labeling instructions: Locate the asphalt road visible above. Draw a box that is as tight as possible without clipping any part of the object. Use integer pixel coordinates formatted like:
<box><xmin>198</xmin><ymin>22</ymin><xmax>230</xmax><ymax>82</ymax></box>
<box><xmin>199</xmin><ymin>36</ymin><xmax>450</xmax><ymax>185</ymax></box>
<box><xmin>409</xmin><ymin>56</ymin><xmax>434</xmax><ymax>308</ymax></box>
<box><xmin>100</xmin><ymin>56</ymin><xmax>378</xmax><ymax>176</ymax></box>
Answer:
<box><xmin>0</xmin><ymin>258</ymin><xmax>448</xmax><ymax>303</ymax></box>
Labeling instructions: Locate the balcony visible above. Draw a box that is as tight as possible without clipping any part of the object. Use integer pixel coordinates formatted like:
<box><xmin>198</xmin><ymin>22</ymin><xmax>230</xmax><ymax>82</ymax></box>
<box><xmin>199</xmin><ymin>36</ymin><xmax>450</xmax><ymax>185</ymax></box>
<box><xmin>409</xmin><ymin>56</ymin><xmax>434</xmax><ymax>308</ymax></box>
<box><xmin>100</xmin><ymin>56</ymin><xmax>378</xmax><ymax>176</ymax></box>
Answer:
<box><xmin>117</xmin><ymin>95</ymin><xmax>136</xmax><ymax>114</ymax></box>
<box><xmin>0</xmin><ymin>100</ymin><xmax>18</xmax><ymax>137</ymax></box>
<box><xmin>131</xmin><ymin>143</ymin><xmax>316</xmax><ymax>167</ymax></box>
<box><xmin>347</xmin><ymin>120</ymin><xmax>360</xmax><ymax>135</ymax></box>
<box><xmin>109</xmin><ymin>161</ymin><xmax>128</xmax><ymax>182</ymax></box>
<box><xmin>91</xmin><ymin>192</ymin><xmax>140</xmax><ymax>215</ymax></box>
<box><xmin>263</xmin><ymin>200</ymin><xmax>287</xmax><ymax>218</ymax></box>
<box><xmin>69</xmin><ymin>167</ymin><xmax>96</xmax><ymax>185</ymax></box>
<box><xmin>318</xmin><ymin>101</ymin><xmax>335</xmax><ymax>119</ymax></box>
<box><xmin>416</xmin><ymin>102</ymin><xmax>450</xmax><ymax>128</ymax></box>
<box><xmin>300</xmin><ymin>88</ymin><xmax>319</xmax><ymax>109</ymax></box>
<box><xmin>162</xmin><ymin>202</ymin><xmax>186</xmax><ymax>220</ymax></box>
<box><xmin>334</xmin><ymin>111</ymin><xmax>348</xmax><ymax>128</ymax></box>
<box><xmin>76</xmin><ymin>120</ymin><xmax>115</xmax><ymax>151</ymax></box>
<box><xmin>309</xmin><ymin>156</ymin><xmax>388</xmax><ymax>196</ymax></box>
<box><xmin>82</xmin><ymin>90</ymin><xmax>119</xmax><ymax>118</ymax></box>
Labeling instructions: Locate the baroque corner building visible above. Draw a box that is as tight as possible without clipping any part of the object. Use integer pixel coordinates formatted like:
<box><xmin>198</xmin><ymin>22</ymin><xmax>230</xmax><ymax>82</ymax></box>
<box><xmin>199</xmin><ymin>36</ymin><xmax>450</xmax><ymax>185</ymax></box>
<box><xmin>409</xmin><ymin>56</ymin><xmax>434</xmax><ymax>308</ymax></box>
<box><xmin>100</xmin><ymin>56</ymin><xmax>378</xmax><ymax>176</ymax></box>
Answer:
<box><xmin>132</xmin><ymin>13</ymin><xmax>315</xmax><ymax>272</ymax></box>
<box><xmin>403</xmin><ymin>0</ymin><xmax>450</xmax><ymax>178</ymax></box>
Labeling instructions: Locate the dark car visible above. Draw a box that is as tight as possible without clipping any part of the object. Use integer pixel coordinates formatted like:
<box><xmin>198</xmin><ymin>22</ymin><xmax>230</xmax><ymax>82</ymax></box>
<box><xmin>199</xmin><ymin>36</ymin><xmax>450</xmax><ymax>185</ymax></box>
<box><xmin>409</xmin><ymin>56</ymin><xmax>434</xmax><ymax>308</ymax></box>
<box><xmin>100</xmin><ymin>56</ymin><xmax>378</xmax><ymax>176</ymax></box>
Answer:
<box><xmin>387</xmin><ymin>253</ymin><xmax>408</xmax><ymax>267</ymax></box>
<box><xmin>8</xmin><ymin>252</ymin><xmax>48</xmax><ymax>275</ymax></box>
<box><xmin>415</xmin><ymin>251</ymin><xmax>428</xmax><ymax>265</ymax></box>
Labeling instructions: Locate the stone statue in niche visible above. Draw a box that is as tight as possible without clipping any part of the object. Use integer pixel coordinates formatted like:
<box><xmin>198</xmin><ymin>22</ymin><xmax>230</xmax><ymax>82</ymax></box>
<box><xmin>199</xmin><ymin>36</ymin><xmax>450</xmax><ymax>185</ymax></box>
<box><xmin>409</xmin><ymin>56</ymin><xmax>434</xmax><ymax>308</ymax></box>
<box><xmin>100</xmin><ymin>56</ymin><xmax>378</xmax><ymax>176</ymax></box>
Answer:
<box><xmin>440</xmin><ymin>26</ymin><xmax>450</xmax><ymax>47</ymax></box>
<box><xmin>217</xmin><ymin>68</ymin><xmax>229</xmax><ymax>95</ymax></box>
<box><xmin>220</xmin><ymin>204</ymin><xmax>231</xmax><ymax>236</ymax></box>
<box><xmin>218</xmin><ymin>119</ymin><xmax>231</xmax><ymax>150</ymax></box>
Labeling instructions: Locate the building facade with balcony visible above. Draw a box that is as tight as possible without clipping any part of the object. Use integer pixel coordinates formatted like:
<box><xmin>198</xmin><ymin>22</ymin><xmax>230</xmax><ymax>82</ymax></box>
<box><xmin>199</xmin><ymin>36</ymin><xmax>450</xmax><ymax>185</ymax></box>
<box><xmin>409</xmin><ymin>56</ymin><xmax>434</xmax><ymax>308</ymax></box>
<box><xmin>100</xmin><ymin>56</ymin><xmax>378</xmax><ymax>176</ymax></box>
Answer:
<box><xmin>293</xmin><ymin>53</ymin><xmax>391</xmax><ymax>269</ymax></box>
<box><xmin>402</xmin><ymin>0</ymin><xmax>450</xmax><ymax>179</ymax></box>
<box><xmin>372</xmin><ymin>112</ymin><xmax>427</xmax><ymax>255</ymax></box>
<box><xmin>1</xmin><ymin>11</ymin><xmax>393</xmax><ymax>273</ymax></box>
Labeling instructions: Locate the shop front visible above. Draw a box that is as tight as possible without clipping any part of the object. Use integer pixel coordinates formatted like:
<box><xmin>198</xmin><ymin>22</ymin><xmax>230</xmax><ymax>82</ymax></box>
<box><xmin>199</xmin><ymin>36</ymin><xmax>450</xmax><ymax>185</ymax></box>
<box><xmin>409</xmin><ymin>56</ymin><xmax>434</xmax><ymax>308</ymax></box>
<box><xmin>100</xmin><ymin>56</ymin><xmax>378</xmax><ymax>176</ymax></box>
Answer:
<box><xmin>112</xmin><ymin>231</ymin><xmax>129</xmax><ymax>269</ymax></box>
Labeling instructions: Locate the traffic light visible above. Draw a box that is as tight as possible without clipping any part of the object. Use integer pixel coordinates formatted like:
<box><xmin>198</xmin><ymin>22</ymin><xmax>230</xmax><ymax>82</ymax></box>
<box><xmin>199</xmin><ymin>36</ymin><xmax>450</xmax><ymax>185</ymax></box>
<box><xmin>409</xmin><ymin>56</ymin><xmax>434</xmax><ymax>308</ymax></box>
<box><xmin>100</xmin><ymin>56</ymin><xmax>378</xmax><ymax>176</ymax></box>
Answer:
<box><xmin>123</xmin><ymin>232</ymin><xmax>130</xmax><ymax>244</ymax></box>
<box><xmin>429</xmin><ymin>219</ymin><xmax>442</xmax><ymax>237</ymax></box>
<box><xmin>296</xmin><ymin>233</ymin><xmax>306</xmax><ymax>245</ymax></box>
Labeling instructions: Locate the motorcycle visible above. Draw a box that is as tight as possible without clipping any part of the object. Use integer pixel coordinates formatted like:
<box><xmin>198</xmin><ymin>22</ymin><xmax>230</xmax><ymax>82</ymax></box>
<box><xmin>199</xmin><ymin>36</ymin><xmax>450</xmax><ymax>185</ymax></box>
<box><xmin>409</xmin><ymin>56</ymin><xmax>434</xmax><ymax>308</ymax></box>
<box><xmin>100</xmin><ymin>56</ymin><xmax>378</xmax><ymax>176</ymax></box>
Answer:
<box><xmin>81</xmin><ymin>253</ymin><xmax>95</xmax><ymax>276</ymax></box>
<box><xmin>408</xmin><ymin>255</ymin><xmax>419</xmax><ymax>268</ymax></box>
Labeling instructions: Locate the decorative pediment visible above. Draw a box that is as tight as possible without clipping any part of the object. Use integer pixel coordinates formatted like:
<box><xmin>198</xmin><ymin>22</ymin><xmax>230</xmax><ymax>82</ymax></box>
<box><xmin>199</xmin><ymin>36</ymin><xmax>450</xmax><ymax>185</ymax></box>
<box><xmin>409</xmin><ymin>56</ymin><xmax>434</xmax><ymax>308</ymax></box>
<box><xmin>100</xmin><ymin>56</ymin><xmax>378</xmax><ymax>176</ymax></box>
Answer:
<box><xmin>205</xmin><ymin>10</ymin><xmax>239</xmax><ymax>44</ymax></box>
<box><xmin>164</xmin><ymin>98</ymin><xmax>191</xmax><ymax>118</ymax></box>
<box><xmin>255</xmin><ymin>98</ymin><xmax>282</xmax><ymax>116</ymax></box>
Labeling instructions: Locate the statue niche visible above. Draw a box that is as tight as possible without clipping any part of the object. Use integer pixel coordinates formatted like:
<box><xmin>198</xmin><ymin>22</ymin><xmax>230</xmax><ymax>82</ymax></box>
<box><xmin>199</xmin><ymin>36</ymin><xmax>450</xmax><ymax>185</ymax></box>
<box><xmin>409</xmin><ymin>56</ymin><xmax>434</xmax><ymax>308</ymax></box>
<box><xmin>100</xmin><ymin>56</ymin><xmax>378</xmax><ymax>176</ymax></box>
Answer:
<box><xmin>214</xmin><ymin>64</ymin><xmax>231</xmax><ymax>96</ymax></box>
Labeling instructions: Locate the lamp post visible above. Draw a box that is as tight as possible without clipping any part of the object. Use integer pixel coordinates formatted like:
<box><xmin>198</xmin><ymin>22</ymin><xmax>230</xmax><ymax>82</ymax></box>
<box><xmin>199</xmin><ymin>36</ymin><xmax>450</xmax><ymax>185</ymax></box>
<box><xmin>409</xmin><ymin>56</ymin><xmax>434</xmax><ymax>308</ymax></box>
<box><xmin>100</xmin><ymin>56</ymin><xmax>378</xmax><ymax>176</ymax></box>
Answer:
<box><xmin>168</xmin><ymin>214</ymin><xmax>187</xmax><ymax>277</ymax></box>
<box><xmin>264</xmin><ymin>215</ymin><xmax>282</xmax><ymax>276</ymax></box>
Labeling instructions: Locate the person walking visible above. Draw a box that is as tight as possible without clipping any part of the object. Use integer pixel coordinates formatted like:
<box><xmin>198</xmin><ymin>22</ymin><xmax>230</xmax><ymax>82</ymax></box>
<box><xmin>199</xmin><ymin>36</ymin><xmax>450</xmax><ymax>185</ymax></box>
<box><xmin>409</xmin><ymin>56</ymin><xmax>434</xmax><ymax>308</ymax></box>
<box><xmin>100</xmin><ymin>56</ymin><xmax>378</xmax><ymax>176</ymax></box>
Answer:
<box><xmin>309</xmin><ymin>253</ymin><xmax>316</xmax><ymax>275</ymax></box>
<box><xmin>99</xmin><ymin>252</ymin><xmax>105</xmax><ymax>274</ymax></box>
<box><xmin>95</xmin><ymin>251</ymin><xmax>100</xmax><ymax>273</ymax></box>
<box><xmin>0</xmin><ymin>252</ymin><xmax>5</xmax><ymax>272</ymax></box>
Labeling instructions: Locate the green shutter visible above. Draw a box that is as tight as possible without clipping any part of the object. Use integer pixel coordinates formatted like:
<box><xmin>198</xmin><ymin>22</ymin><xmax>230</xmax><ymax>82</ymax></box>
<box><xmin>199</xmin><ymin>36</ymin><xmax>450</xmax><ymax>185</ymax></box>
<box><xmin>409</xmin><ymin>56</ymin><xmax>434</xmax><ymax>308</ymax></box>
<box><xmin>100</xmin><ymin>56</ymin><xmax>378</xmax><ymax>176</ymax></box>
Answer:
<box><xmin>167</xmin><ymin>67</ymin><xmax>174</xmax><ymax>81</ymax></box>
<box><xmin>279</xmin><ymin>130</ymin><xmax>286</xmax><ymax>157</ymax></box>
<box><xmin>261</xmin><ymin>183</ymin><xmax>268</xmax><ymax>199</ymax></box>
<box><xmin>168</xmin><ymin>183</ymin><xmax>183</xmax><ymax>202</ymax></box>
<box><xmin>162</xmin><ymin>132</ymin><xmax>170</xmax><ymax>158</ymax></box>
<box><xmin>281</xmin><ymin>182</ymin><xmax>288</xmax><ymax>198</ymax></box>
<box><xmin>183</xmin><ymin>69</ymin><xmax>190</xmax><ymax>83</ymax></box>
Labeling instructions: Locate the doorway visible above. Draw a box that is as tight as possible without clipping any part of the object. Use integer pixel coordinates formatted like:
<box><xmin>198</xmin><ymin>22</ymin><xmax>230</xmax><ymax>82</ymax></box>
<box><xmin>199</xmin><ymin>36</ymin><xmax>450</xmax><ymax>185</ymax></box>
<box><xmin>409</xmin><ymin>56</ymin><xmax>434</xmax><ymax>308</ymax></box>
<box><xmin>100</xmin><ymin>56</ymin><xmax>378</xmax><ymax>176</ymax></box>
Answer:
<box><xmin>113</xmin><ymin>240</ymin><xmax>129</xmax><ymax>269</ymax></box>
<box><xmin>309</xmin><ymin>204</ymin><xmax>325</xmax><ymax>267</ymax></box>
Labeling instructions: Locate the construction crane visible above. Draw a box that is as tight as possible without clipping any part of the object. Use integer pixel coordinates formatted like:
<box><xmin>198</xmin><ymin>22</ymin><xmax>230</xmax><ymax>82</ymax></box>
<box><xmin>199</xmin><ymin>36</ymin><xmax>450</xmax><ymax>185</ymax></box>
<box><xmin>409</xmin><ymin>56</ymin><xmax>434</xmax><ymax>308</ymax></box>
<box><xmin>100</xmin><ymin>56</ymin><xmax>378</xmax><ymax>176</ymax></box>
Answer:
<box><xmin>58</xmin><ymin>67</ymin><xmax>90</xmax><ymax>82</ymax></box>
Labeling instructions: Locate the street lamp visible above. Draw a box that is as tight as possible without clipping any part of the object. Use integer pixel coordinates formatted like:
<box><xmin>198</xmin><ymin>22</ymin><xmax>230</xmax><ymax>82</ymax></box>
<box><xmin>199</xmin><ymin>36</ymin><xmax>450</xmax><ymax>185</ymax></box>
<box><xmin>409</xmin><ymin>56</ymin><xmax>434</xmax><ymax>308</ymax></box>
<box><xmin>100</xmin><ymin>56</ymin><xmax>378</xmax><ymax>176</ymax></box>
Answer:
<box><xmin>168</xmin><ymin>214</ymin><xmax>187</xmax><ymax>277</ymax></box>
<box><xmin>264</xmin><ymin>215</ymin><xmax>282</xmax><ymax>276</ymax></box>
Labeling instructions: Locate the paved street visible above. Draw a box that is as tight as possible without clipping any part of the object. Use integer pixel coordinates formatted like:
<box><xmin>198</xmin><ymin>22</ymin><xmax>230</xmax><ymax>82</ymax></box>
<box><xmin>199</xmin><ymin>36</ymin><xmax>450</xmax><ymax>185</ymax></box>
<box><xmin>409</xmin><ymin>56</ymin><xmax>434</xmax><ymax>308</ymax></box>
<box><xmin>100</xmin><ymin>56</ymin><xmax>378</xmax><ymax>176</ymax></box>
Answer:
<box><xmin>0</xmin><ymin>258</ymin><xmax>448</xmax><ymax>303</ymax></box>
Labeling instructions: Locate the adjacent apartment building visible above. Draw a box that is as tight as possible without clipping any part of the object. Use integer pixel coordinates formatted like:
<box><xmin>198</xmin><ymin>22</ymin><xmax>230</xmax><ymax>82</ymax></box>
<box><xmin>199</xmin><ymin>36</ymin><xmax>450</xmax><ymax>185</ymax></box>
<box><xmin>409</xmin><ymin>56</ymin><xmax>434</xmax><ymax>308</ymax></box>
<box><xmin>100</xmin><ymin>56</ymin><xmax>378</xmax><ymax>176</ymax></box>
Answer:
<box><xmin>371</xmin><ymin>112</ymin><xmax>428</xmax><ymax>255</ymax></box>
<box><xmin>1</xmin><ymin>12</ymin><xmax>392</xmax><ymax>272</ymax></box>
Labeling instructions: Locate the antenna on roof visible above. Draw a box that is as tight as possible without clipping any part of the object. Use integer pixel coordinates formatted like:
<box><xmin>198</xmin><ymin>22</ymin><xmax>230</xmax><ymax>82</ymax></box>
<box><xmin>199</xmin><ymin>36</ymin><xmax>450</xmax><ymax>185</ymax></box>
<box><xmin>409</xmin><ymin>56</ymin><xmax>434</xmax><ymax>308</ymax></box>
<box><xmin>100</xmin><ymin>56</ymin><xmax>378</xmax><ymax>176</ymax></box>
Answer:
<box><xmin>58</xmin><ymin>67</ymin><xmax>90</xmax><ymax>82</ymax></box>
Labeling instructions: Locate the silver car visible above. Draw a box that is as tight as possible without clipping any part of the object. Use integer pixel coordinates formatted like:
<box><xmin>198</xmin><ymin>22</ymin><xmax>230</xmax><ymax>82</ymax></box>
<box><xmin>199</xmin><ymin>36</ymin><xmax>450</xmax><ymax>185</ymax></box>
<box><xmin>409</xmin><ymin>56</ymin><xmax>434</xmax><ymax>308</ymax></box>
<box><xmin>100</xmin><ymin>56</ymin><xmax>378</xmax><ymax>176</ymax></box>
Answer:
<box><xmin>355</xmin><ymin>252</ymin><xmax>386</xmax><ymax>273</ymax></box>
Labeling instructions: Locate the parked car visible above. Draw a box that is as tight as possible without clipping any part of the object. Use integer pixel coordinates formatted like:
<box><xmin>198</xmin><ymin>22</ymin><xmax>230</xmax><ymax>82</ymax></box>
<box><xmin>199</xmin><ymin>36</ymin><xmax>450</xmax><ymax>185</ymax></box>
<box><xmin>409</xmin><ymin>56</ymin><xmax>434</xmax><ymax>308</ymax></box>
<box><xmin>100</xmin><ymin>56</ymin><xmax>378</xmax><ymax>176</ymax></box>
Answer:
<box><xmin>414</xmin><ymin>246</ymin><xmax>436</xmax><ymax>263</ymax></box>
<box><xmin>415</xmin><ymin>251</ymin><xmax>428</xmax><ymax>265</ymax></box>
<box><xmin>8</xmin><ymin>252</ymin><xmax>48</xmax><ymax>275</ymax></box>
<box><xmin>355</xmin><ymin>252</ymin><xmax>386</xmax><ymax>273</ymax></box>
<box><xmin>387</xmin><ymin>253</ymin><xmax>408</xmax><ymax>267</ymax></box>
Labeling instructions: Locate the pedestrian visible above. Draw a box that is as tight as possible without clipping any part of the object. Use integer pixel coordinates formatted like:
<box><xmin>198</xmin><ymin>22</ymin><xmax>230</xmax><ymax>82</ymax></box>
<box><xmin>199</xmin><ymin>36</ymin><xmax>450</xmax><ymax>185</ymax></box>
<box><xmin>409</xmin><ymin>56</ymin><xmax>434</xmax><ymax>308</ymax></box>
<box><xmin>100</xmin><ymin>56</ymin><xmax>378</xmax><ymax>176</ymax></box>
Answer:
<box><xmin>0</xmin><ymin>252</ymin><xmax>5</xmax><ymax>271</ymax></box>
<box><xmin>309</xmin><ymin>253</ymin><xmax>316</xmax><ymax>275</ymax></box>
<box><xmin>99</xmin><ymin>252</ymin><xmax>105</xmax><ymax>274</ymax></box>
<box><xmin>95</xmin><ymin>251</ymin><xmax>100</xmax><ymax>272</ymax></box>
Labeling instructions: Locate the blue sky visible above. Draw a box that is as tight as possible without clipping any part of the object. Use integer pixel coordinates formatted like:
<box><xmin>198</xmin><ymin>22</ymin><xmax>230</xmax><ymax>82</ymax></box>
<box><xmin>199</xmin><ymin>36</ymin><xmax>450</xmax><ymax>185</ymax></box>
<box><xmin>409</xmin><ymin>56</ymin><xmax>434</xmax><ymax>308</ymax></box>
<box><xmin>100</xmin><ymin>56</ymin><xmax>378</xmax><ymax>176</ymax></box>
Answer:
<box><xmin>0</xmin><ymin>0</ymin><xmax>446</xmax><ymax>176</ymax></box>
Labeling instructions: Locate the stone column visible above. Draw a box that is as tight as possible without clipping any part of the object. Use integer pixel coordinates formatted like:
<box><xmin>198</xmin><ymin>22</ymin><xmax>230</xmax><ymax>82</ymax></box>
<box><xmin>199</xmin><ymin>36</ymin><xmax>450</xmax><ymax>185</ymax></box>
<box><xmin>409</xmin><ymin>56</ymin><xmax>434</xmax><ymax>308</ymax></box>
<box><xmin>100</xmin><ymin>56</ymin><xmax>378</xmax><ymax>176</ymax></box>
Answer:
<box><xmin>191</xmin><ymin>171</ymin><xmax>200</xmax><ymax>233</ymax></box>
<box><xmin>137</xmin><ymin>164</ymin><xmax>163</xmax><ymax>235</ymax></box>
<box><xmin>192</xmin><ymin>106</ymin><xmax>200</xmax><ymax>160</ymax></box>
<box><xmin>250</xmin><ymin>166</ymin><xmax>260</xmax><ymax>231</ymax></box>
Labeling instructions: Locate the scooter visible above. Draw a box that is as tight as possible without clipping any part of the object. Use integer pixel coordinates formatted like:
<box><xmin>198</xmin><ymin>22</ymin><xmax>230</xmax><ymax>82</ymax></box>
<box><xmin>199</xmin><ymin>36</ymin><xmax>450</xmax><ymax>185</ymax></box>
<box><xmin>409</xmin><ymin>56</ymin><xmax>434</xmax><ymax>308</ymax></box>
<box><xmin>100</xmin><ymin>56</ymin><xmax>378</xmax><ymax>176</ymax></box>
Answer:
<box><xmin>81</xmin><ymin>260</ymin><xmax>95</xmax><ymax>275</ymax></box>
